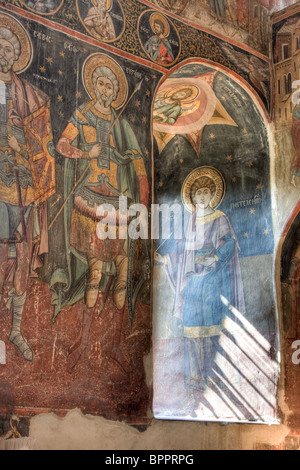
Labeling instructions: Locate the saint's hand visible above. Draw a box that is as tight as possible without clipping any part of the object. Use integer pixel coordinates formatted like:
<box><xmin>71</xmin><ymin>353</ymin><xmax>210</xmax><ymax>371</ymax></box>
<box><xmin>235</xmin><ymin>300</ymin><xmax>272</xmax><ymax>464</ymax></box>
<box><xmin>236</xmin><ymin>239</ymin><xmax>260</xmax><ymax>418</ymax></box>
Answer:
<box><xmin>8</xmin><ymin>135</ymin><xmax>21</xmax><ymax>153</ymax></box>
<box><xmin>154</xmin><ymin>252</ymin><xmax>165</xmax><ymax>265</ymax></box>
<box><xmin>201</xmin><ymin>257</ymin><xmax>216</xmax><ymax>268</ymax></box>
<box><xmin>89</xmin><ymin>143</ymin><xmax>102</xmax><ymax>159</ymax></box>
<box><xmin>153</xmin><ymin>111</ymin><xmax>167</xmax><ymax>122</ymax></box>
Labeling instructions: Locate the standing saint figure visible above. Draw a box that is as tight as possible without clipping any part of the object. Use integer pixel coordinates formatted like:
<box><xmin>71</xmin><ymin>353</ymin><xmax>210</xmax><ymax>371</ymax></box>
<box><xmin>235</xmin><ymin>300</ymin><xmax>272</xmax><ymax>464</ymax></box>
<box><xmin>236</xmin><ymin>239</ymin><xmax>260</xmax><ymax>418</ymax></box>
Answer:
<box><xmin>0</xmin><ymin>14</ymin><xmax>55</xmax><ymax>361</ymax></box>
<box><xmin>155</xmin><ymin>168</ymin><xmax>245</xmax><ymax>414</ymax></box>
<box><xmin>144</xmin><ymin>14</ymin><xmax>174</xmax><ymax>65</ymax></box>
<box><xmin>52</xmin><ymin>53</ymin><xmax>149</xmax><ymax>371</ymax></box>
<box><xmin>83</xmin><ymin>0</ymin><xmax>116</xmax><ymax>41</ymax></box>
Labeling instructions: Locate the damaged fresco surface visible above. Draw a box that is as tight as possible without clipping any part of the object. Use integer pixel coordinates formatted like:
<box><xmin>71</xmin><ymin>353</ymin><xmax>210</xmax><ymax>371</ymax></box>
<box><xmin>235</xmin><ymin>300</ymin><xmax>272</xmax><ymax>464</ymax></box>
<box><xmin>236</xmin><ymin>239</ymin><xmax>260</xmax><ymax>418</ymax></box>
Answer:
<box><xmin>146</xmin><ymin>0</ymin><xmax>299</xmax><ymax>55</ymax></box>
<box><xmin>0</xmin><ymin>0</ymin><xmax>279</xmax><ymax>425</ymax></box>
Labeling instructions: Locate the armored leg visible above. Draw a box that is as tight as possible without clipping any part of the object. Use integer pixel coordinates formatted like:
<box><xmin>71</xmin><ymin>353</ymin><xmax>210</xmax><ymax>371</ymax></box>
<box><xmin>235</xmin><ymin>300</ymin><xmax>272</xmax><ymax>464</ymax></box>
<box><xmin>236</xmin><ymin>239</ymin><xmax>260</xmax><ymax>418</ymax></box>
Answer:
<box><xmin>8</xmin><ymin>290</ymin><xmax>34</xmax><ymax>362</ymax></box>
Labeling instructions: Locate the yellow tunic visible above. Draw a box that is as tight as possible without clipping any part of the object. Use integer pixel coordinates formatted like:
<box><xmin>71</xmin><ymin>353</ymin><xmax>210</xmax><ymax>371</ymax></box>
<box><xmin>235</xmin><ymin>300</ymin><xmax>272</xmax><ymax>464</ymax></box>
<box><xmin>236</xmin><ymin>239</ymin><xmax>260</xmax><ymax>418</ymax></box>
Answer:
<box><xmin>61</xmin><ymin>104</ymin><xmax>147</xmax><ymax>190</ymax></box>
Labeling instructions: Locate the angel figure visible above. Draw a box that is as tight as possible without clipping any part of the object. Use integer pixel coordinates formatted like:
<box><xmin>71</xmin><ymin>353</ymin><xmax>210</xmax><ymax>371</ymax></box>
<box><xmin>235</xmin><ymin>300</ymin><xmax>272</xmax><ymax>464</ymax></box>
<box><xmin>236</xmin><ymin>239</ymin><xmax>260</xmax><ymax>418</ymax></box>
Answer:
<box><xmin>153</xmin><ymin>87</ymin><xmax>199</xmax><ymax>126</ymax></box>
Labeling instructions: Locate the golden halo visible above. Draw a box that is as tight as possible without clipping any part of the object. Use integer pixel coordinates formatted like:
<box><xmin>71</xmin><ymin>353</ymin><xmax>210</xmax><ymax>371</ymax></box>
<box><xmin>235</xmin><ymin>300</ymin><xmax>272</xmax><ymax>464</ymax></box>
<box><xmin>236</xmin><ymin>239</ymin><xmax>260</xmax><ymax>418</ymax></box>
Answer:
<box><xmin>150</xmin><ymin>13</ymin><xmax>170</xmax><ymax>37</ymax></box>
<box><xmin>165</xmin><ymin>85</ymin><xmax>200</xmax><ymax>104</ymax></box>
<box><xmin>82</xmin><ymin>53</ymin><xmax>128</xmax><ymax>110</ymax></box>
<box><xmin>91</xmin><ymin>0</ymin><xmax>112</xmax><ymax>10</ymax></box>
<box><xmin>0</xmin><ymin>12</ymin><xmax>33</xmax><ymax>74</ymax></box>
<box><xmin>181</xmin><ymin>167</ymin><xmax>226</xmax><ymax>212</ymax></box>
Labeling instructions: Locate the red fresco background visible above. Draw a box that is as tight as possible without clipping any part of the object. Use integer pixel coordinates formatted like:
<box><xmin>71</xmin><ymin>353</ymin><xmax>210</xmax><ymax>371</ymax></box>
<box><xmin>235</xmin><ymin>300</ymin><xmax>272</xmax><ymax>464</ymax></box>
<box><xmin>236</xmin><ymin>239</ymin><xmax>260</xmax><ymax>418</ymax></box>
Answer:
<box><xmin>0</xmin><ymin>280</ymin><xmax>151</xmax><ymax>424</ymax></box>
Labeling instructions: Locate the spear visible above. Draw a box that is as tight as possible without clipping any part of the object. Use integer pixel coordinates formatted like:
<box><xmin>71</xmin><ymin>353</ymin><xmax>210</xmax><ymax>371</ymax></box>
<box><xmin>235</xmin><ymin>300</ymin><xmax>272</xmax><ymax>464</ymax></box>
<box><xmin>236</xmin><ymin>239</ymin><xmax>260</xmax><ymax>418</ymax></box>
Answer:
<box><xmin>48</xmin><ymin>79</ymin><xmax>144</xmax><ymax>231</ymax></box>
<box><xmin>154</xmin><ymin>236</ymin><xmax>171</xmax><ymax>253</ymax></box>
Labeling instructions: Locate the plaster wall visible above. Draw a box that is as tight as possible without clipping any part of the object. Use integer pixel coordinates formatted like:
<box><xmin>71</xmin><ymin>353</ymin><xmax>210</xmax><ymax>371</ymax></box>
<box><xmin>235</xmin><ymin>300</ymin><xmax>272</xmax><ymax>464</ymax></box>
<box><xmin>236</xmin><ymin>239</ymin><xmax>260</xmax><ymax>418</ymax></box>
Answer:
<box><xmin>28</xmin><ymin>409</ymin><xmax>290</xmax><ymax>451</ymax></box>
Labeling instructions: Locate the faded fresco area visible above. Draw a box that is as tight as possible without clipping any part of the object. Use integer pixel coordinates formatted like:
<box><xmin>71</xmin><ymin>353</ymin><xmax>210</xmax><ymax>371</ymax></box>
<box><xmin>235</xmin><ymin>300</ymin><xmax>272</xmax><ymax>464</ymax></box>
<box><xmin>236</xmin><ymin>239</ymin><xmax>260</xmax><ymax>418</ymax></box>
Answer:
<box><xmin>272</xmin><ymin>7</ymin><xmax>300</xmax><ymax>229</ymax></box>
<box><xmin>153</xmin><ymin>63</ymin><xmax>278</xmax><ymax>423</ymax></box>
<box><xmin>3</xmin><ymin>0</ymin><xmax>272</xmax><ymax>117</ymax></box>
<box><xmin>148</xmin><ymin>0</ymin><xmax>300</xmax><ymax>55</ymax></box>
<box><xmin>271</xmin><ymin>0</ymin><xmax>299</xmax><ymax>13</ymax></box>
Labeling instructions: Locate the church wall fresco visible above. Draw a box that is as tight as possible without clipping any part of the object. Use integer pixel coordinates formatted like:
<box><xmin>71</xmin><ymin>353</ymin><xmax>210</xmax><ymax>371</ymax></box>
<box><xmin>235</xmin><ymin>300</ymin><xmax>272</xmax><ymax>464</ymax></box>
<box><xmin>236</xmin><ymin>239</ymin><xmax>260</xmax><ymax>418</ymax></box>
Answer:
<box><xmin>0</xmin><ymin>0</ymin><xmax>280</xmax><ymax>428</ymax></box>
<box><xmin>146</xmin><ymin>0</ymin><xmax>272</xmax><ymax>55</ymax></box>
<box><xmin>147</xmin><ymin>1</ymin><xmax>300</xmax><ymax>55</ymax></box>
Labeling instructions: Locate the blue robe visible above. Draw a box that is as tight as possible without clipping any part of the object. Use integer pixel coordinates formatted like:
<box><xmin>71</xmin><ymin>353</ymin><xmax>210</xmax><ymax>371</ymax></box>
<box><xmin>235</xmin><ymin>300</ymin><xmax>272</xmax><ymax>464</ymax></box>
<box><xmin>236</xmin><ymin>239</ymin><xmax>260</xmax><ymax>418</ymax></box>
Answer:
<box><xmin>165</xmin><ymin>209</ymin><xmax>245</xmax><ymax>390</ymax></box>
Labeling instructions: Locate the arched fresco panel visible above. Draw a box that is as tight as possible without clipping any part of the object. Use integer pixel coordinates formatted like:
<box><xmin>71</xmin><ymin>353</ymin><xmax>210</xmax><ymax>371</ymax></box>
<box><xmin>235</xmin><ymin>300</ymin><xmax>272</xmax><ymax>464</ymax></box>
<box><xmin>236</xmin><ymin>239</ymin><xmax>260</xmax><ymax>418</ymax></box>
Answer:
<box><xmin>153</xmin><ymin>62</ymin><xmax>279</xmax><ymax>423</ymax></box>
